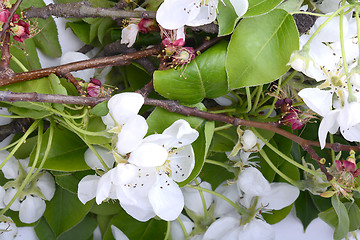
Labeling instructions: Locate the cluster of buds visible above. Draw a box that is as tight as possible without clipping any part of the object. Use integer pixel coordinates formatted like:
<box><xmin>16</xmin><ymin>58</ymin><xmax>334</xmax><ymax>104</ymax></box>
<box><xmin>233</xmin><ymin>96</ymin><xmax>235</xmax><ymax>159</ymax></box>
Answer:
<box><xmin>160</xmin><ymin>27</ymin><xmax>195</xmax><ymax>67</ymax></box>
<box><xmin>0</xmin><ymin>0</ymin><xmax>30</xmax><ymax>42</ymax></box>
<box><xmin>321</xmin><ymin>151</ymin><xmax>360</xmax><ymax>199</ymax></box>
<box><xmin>85</xmin><ymin>78</ymin><xmax>113</xmax><ymax>97</ymax></box>
<box><xmin>275</xmin><ymin>98</ymin><xmax>312</xmax><ymax>130</ymax></box>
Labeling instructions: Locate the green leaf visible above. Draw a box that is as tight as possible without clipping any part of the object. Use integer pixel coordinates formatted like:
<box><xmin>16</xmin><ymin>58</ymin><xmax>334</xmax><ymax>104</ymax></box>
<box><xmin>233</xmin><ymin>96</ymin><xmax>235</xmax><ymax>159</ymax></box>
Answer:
<box><xmin>66</xmin><ymin>21</ymin><xmax>90</xmax><ymax>44</ymax></box>
<box><xmin>103</xmin><ymin>209</ymin><xmax>167</xmax><ymax>240</ymax></box>
<box><xmin>347</xmin><ymin>202</ymin><xmax>360</xmax><ymax>232</ymax></box>
<box><xmin>226</xmin><ymin>9</ymin><xmax>299</xmax><ymax>89</ymax></box>
<box><xmin>295</xmin><ymin>191</ymin><xmax>320</xmax><ymax>230</ymax></box>
<box><xmin>331</xmin><ymin>195</ymin><xmax>350</xmax><ymax>240</ymax></box>
<box><xmin>89</xmin><ymin>101</ymin><xmax>109</xmax><ymax>117</ymax></box>
<box><xmin>29</xmin><ymin>126</ymin><xmax>89</xmax><ymax>171</ymax></box>
<box><xmin>35</xmin><ymin>217</ymin><xmax>56</xmax><ymax>240</ymax></box>
<box><xmin>97</xmin><ymin>18</ymin><xmax>114</xmax><ymax>44</ymax></box>
<box><xmin>53</xmin><ymin>170</ymin><xmax>92</xmax><ymax>194</ymax></box>
<box><xmin>10</xmin><ymin>38</ymin><xmax>41</xmax><ymax>71</ymax></box>
<box><xmin>44</xmin><ymin>186</ymin><xmax>93</xmax><ymax>237</ymax></box>
<box><xmin>277</xmin><ymin>0</ymin><xmax>304</xmax><ymax>13</ymax></box>
<box><xmin>57</xmin><ymin>214</ymin><xmax>97</xmax><ymax>240</ymax></box>
<box><xmin>21</xmin><ymin>0</ymin><xmax>62</xmax><ymax>57</ymax></box>
<box><xmin>154</xmin><ymin>41</ymin><xmax>229</xmax><ymax>104</ymax></box>
<box><xmin>84</xmin><ymin>116</ymin><xmax>111</xmax><ymax>145</ymax></box>
<box><xmin>49</xmin><ymin>74</ymin><xmax>68</xmax><ymax>112</ymax></box>
<box><xmin>243</xmin><ymin>0</ymin><xmax>283</xmax><ymax>17</ymax></box>
<box><xmin>90</xmin><ymin>201</ymin><xmax>121</xmax><ymax>216</ymax></box>
<box><xmin>146</xmin><ymin>106</ymin><xmax>212</xmax><ymax>186</ymax></box>
<box><xmin>210</xmin><ymin>126</ymin><xmax>237</xmax><ymax>152</ymax></box>
<box><xmin>263</xmin><ymin>204</ymin><xmax>293</xmax><ymax>224</ymax></box>
<box><xmin>217</xmin><ymin>0</ymin><xmax>239</xmax><ymax>36</ymax></box>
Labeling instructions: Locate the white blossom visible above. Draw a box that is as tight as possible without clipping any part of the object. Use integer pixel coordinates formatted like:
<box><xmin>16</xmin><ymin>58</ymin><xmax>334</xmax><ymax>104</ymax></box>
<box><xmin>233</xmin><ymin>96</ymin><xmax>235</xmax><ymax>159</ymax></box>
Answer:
<box><xmin>0</xmin><ymin>154</ymin><xmax>55</xmax><ymax>224</ymax></box>
<box><xmin>156</xmin><ymin>0</ymin><xmax>249</xmax><ymax>30</ymax></box>
<box><xmin>121</xmin><ymin>24</ymin><xmax>139</xmax><ymax>47</ymax></box>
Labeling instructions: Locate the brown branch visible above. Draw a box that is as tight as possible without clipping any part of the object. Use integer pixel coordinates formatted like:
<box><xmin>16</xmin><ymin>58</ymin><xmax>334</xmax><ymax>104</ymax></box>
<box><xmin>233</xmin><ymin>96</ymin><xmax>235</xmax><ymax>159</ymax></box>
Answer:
<box><xmin>23</xmin><ymin>2</ymin><xmax>156</xmax><ymax>19</ymax></box>
<box><xmin>303</xmin><ymin>144</ymin><xmax>333</xmax><ymax>181</ymax></box>
<box><xmin>0</xmin><ymin>45</ymin><xmax>162</xmax><ymax>86</ymax></box>
<box><xmin>63</xmin><ymin>72</ymin><xmax>85</xmax><ymax>96</ymax></box>
<box><xmin>0</xmin><ymin>91</ymin><xmax>357</xmax><ymax>155</ymax></box>
<box><xmin>0</xmin><ymin>32</ymin><xmax>14</xmax><ymax>79</ymax></box>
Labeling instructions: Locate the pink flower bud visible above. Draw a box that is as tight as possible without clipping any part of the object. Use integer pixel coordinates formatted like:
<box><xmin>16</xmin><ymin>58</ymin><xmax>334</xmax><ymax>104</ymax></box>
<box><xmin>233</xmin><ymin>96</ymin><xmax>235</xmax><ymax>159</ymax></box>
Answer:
<box><xmin>0</xmin><ymin>9</ymin><xmax>10</xmax><ymax>23</ymax></box>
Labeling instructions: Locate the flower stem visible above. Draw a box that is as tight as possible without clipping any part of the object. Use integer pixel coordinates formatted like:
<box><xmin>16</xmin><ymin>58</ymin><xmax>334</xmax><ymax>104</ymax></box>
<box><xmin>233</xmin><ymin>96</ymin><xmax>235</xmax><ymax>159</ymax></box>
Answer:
<box><xmin>164</xmin><ymin>221</ymin><xmax>171</xmax><ymax>240</ymax></box>
<box><xmin>251</xmin><ymin>128</ymin><xmax>320</xmax><ymax>177</ymax></box>
<box><xmin>259</xmin><ymin>149</ymin><xmax>299</xmax><ymax>187</ymax></box>
<box><xmin>193</xmin><ymin>179</ymin><xmax>209</xmax><ymax>220</ymax></box>
<box><xmin>214</xmin><ymin>124</ymin><xmax>233</xmax><ymax>132</ymax></box>
<box><xmin>177</xmin><ymin>217</ymin><xmax>190</xmax><ymax>240</ymax></box>
<box><xmin>304</xmin><ymin>4</ymin><xmax>355</xmax><ymax>48</ymax></box>
<box><xmin>10</xmin><ymin>54</ymin><xmax>28</xmax><ymax>72</ymax></box>
<box><xmin>251</xmin><ymin>85</ymin><xmax>263</xmax><ymax>113</ymax></box>
<box><xmin>0</xmin><ymin>120</ymin><xmax>39</xmax><ymax>171</ymax></box>
<box><xmin>185</xmin><ymin>184</ymin><xmax>247</xmax><ymax>215</ymax></box>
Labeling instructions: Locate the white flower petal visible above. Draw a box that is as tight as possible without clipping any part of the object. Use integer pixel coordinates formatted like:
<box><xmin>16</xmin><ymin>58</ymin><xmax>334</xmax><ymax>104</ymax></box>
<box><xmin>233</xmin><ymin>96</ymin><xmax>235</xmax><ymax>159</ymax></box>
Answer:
<box><xmin>128</xmin><ymin>143</ymin><xmax>168</xmax><ymax>167</ymax></box>
<box><xmin>149</xmin><ymin>174</ymin><xmax>184</xmax><ymax>221</ymax></box>
<box><xmin>338</xmin><ymin>102</ymin><xmax>360</xmax><ymax>130</ymax></box>
<box><xmin>78</xmin><ymin>175</ymin><xmax>100</xmax><ymax>204</ymax></box>
<box><xmin>121</xmin><ymin>24</ymin><xmax>139</xmax><ymax>48</ymax></box>
<box><xmin>186</xmin><ymin>0</ymin><xmax>218</xmax><ymax>27</ymax></box>
<box><xmin>170</xmin><ymin>214</ymin><xmax>194</xmax><ymax>240</ymax></box>
<box><xmin>37</xmin><ymin>172</ymin><xmax>55</xmax><ymax>201</ymax></box>
<box><xmin>0</xmin><ymin>152</ymin><xmax>19</xmax><ymax>180</ymax></box>
<box><xmin>84</xmin><ymin>146</ymin><xmax>115</xmax><ymax>170</ymax></box>
<box><xmin>298</xmin><ymin>88</ymin><xmax>333</xmax><ymax>117</ymax></box>
<box><xmin>116</xmin><ymin>115</ymin><xmax>148</xmax><ymax>155</ymax></box>
<box><xmin>119</xmin><ymin>201</ymin><xmax>155</xmax><ymax>222</ymax></box>
<box><xmin>213</xmin><ymin>183</ymin><xmax>239</xmax><ymax>218</ymax></box>
<box><xmin>182</xmin><ymin>180</ymin><xmax>212</xmax><ymax>216</ymax></box>
<box><xmin>237</xmin><ymin>167</ymin><xmax>271</xmax><ymax>197</ymax></box>
<box><xmin>341</xmin><ymin>123</ymin><xmax>360</xmax><ymax>143</ymax></box>
<box><xmin>60</xmin><ymin>52</ymin><xmax>95</xmax><ymax>81</ymax></box>
<box><xmin>0</xmin><ymin>186</ymin><xmax>5</xmax><ymax>208</ymax></box>
<box><xmin>311</xmin><ymin>15</ymin><xmax>349</xmax><ymax>43</ymax></box>
<box><xmin>318</xmin><ymin>110</ymin><xmax>340</xmax><ymax>149</ymax></box>
<box><xmin>19</xmin><ymin>195</ymin><xmax>46</xmax><ymax>223</ymax></box>
<box><xmin>238</xmin><ymin>219</ymin><xmax>275</xmax><ymax>240</ymax></box>
<box><xmin>229</xmin><ymin>0</ymin><xmax>248</xmax><ymax>18</ymax></box>
<box><xmin>102</xmin><ymin>92</ymin><xmax>144</xmax><ymax>127</ymax></box>
<box><xmin>117</xmin><ymin>167</ymin><xmax>157</xmax><ymax>206</ymax></box>
<box><xmin>203</xmin><ymin>216</ymin><xmax>240</xmax><ymax>240</ymax></box>
<box><xmin>4</xmin><ymin>188</ymin><xmax>20</xmax><ymax>211</ymax></box>
<box><xmin>163</xmin><ymin>119</ymin><xmax>199</xmax><ymax>148</ymax></box>
<box><xmin>96</xmin><ymin>169</ymin><xmax>115</xmax><ymax>204</ymax></box>
<box><xmin>0</xmin><ymin>219</ymin><xmax>17</xmax><ymax>240</ymax></box>
<box><xmin>112</xmin><ymin>163</ymin><xmax>138</xmax><ymax>185</ymax></box>
<box><xmin>111</xmin><ymin>225</ymin><xmax>129</xmax><ymax>240</ymax></box>
<box><xmin>16</xmin><ymin>226</ymin><xmax>40</xmax><ymax>240</ymax></box>
<box><xmin>169</xmin><ymin>145</ymin><xmax>195</xmax><ymax>182</ymax></box>
<box><xmin>156</xmin><ymin>0</ymin><xmax>200</xmax><ymax>29</ymax></box>
<box><xmin>259</xmin><ymin>182</ymin><xmax>299</xmax><ymax>210</ymax></box>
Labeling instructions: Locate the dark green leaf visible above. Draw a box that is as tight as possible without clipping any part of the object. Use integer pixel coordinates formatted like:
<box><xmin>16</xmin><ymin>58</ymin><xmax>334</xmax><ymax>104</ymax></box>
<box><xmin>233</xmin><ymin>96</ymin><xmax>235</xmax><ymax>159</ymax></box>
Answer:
<box><xmin>103</xmin><ymin>209</ymin><xmax>167</xmax><ymax>240</ymax></box>
<box><xmin>295</xmin><ymin>191</ymin><xmax>320</xmax><ymax>230</ymax></box>
<box><xmin>263</xmin><ymin>204</ymin><xmax>293</xmax><ymax>224</ymax></box>
<box><xmin>90</xmin><ymin>201</ymin><xmax>121</xmax><ymax>216</ymax></box>
<box><xmin>58</xmin><ymin>214</ymin><xmax>97</xmax><ymax>240</ymax></box>
<box><xmin>29</xmin><ymin>126</ymin><xmax>89</xmax><ymax>171</ymax></box>
<box><xmin>35</xmin><ymin>217</ymin><xmax>56</xmax><ymax>240</ymax></box>
<box><xmin>227</xmin><ymin>9</ymin><xmax>299</xmax><ymax>89</ymax></box>
<box><xmin>66</xmin><ymin>21</ymin><xmax>90</xmax><ymax>44</ymax></box>
<box><xmin>84</xmin><ymin>116</ymin><xmax>111</xmax><ymax>145</ymax></box>
<box><xmin>154</xmin><ymin>41</ymin><xmax>228</xmax><ymax>104</ymax></box>
<box><xmin>98</xmin><ymin>18</ymin><xmax>114</xmax><ymax>44</ymax></box>
<box><xmin>9</xmin><ymin>38</ymin><xmax>41</xmax><ymax>71</ymax></box>
<box><xmin>44</xmin><ymin>186</ymin><xmax>93</xmax><ymax>237</ymax></box>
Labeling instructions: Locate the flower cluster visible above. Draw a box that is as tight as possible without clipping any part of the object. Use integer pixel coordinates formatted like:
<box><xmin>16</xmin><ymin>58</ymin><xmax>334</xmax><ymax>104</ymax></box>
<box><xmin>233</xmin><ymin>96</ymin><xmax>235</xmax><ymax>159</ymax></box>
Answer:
<box><xmin>78</xmin><ymin>92</ymin><xmax>199</xmax><ymax>221</ymax></box>
<box><xmin>0</xmin><ymin>0</ymin><xmax>30</xmax><ymax>42</ymax></box>
<box><xmin>0</xmin><ymin>152</ymin><xmax>55</xmax><ymax>224</ymax></box>
<box><xmin>170</xmin><ymin>167</ymin><xmax>299</xmax><ymax>240</ymax></box>
<box><xmin>289</xmin><ymin>8</ymin><xmax>360</xmax><ymax>148</ymax></box>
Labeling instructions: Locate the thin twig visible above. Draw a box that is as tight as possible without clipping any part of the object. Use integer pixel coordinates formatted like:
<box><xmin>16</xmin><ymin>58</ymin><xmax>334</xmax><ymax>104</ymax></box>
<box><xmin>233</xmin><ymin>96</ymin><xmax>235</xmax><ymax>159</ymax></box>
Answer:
<box><xmin>63</xmin><ymin>72</ymin><xmax>85</xmax><ymax>96</ymax></box>
<box><xmin>0</xmin><ymin>45</ymin><xmax>162</xmax><ymax>86</ymax></box>
<box><xmin>0</xmin><ymin>32</ymin><xmax>14</xmax><ymax>79</ymax></box>
<box><xmin>23</xmin><ymin>2</ymin><xmax>156</xmax><ymax>19</ymax></box>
